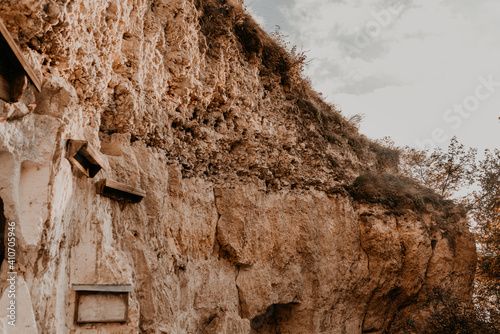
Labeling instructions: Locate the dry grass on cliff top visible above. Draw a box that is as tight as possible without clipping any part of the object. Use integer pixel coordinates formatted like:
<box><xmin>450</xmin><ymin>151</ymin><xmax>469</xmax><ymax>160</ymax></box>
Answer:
<box><xmin>196</xmin><ymin>0</ymin><xmax>403</xmax><ymax>178</ymax></box>
<box><xmin>348</xmin><ymin>172</ymin><xmax>466</xmax><ymax>217</ymax></box>
<box><xmin>196</xmin><ymin>0</ymin><xmax>305</xmax><ymax>88</ymax></box>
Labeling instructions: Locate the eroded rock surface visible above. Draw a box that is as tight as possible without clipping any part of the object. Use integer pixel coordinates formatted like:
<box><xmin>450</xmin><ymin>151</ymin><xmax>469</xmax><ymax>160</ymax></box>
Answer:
<box><xmin>0</xmin><ymin>0</ymin><xmax>475</xmax><ymax>333</ymax></box>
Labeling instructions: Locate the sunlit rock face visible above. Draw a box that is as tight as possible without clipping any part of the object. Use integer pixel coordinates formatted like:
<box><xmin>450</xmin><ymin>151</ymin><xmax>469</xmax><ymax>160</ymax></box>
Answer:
<box><xmin>0</xmin><ymin>0</ymin><xmax>475</xmax><ymax>333</ymax></box>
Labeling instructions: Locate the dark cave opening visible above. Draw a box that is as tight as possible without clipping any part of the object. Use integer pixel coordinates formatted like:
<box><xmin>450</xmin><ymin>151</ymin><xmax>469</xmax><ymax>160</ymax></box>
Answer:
<box><xmin>250</xmin><ymin>302</ymin><xmax>299</xmax><ymax>333</ymax></box>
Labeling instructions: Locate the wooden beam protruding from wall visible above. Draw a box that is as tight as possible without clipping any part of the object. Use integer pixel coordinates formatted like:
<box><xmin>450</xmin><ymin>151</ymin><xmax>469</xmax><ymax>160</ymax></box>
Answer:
<box><xmin>96</xmin><ymin>179</ymin><xmax>146</xmax><ymax>203</ymax></box>
<box><xmin>0</xmin><ymin>19</ymin><xmax>41</xmax><ymax>102</ymax></box>
<box><xmin>66</xmin><ymin>140</ymin><xmax>105</xmax><ymax>178</ymax></box>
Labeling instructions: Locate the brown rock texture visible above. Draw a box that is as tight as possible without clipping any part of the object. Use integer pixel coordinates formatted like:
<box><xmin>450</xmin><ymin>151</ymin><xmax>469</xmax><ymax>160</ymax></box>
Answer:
<box><xmin>0</xmin><ymin>0</ymin><xmax>476</xmax><ymax>333</ymax></box>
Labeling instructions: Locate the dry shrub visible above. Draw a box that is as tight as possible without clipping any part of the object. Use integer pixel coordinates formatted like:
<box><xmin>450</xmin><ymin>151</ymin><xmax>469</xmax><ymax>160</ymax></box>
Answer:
<box><xmin>370</xmin><ymin>142</ymin><xmax>400</xmax><ymax>170</ymax></box>
<box><xmin>295</xmin><ymin>92</ymin><xmax>399</xmax><ymax>168</ymax></box>
<box><xmin>234</xmin><ymin>17</ymin><xmax>307</xmax><ymax>89</ymax></box>
<box><xmin>195</xmin><ymin>0</ymin><xmax>236</xmax><ymax>46</ymax></box>
<box><xmin>296</xmin><ymin>94</ymin><xmax>350</xmax><ymax>144</ymax></box>
<box><xmin>390</xmin><ymin>288</ymin><xmax>500</xmax><ymax>334</ymax></box>
<box><xmin>294</xmin><ymin>93</ymin><xmax>382</xmax><ymax>161</ymax></box>
<box><xmin>345</xmin><ymin>132</ymin><xmax>368</xmax><ymax>153</ymax></box>
<box><xmin>348</xmin><ymin>172</ymin><xmax>455</xmax><ymax>214</ymax></box>
<box><xmin>195</xmin><ymin>0</ymin><xmax>396</xmax><ymax>171</ymax></box>
<box><xmin>195</xmin><ymin>0</ymin><xmax>307</xmax><ymax>90</ymax></box>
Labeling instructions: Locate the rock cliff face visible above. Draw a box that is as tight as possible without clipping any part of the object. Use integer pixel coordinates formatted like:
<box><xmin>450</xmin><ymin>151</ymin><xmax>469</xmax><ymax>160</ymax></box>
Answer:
<box><xmin>0</xmin><ymin>0</ymin><xmax>476</xmax><ymax>333</ymax></box>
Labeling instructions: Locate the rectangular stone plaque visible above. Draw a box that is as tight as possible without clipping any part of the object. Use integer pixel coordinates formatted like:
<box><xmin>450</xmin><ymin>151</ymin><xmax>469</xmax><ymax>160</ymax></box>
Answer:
<box><xmin>73</xmin><ymin>284</ymin><xmax>133</xmax><ymax>324</ymax></box>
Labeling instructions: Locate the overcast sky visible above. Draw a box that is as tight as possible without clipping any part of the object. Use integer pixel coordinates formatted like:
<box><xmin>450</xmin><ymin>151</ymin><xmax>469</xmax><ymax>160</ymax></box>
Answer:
<box><xmin>245</xmin><ymin>0</ymin><xmax>500</xmax><ymax>151</ymax></box>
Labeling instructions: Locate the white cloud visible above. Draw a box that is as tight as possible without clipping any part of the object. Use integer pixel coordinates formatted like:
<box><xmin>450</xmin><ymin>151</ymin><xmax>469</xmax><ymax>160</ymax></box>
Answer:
<box><xmin>247</xmin><ymin>0</ymin><xmax>500</xmax><ymax>150</ymax></box>
<box><xmin>245</xmin><ymin>4</ymin><xmax>267</xmax><ymax>27</ymax></box>
<box><xmin>271</xmin><ymin>0</ymin><xmax>500</xmax><ymax>150</ymax></box>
